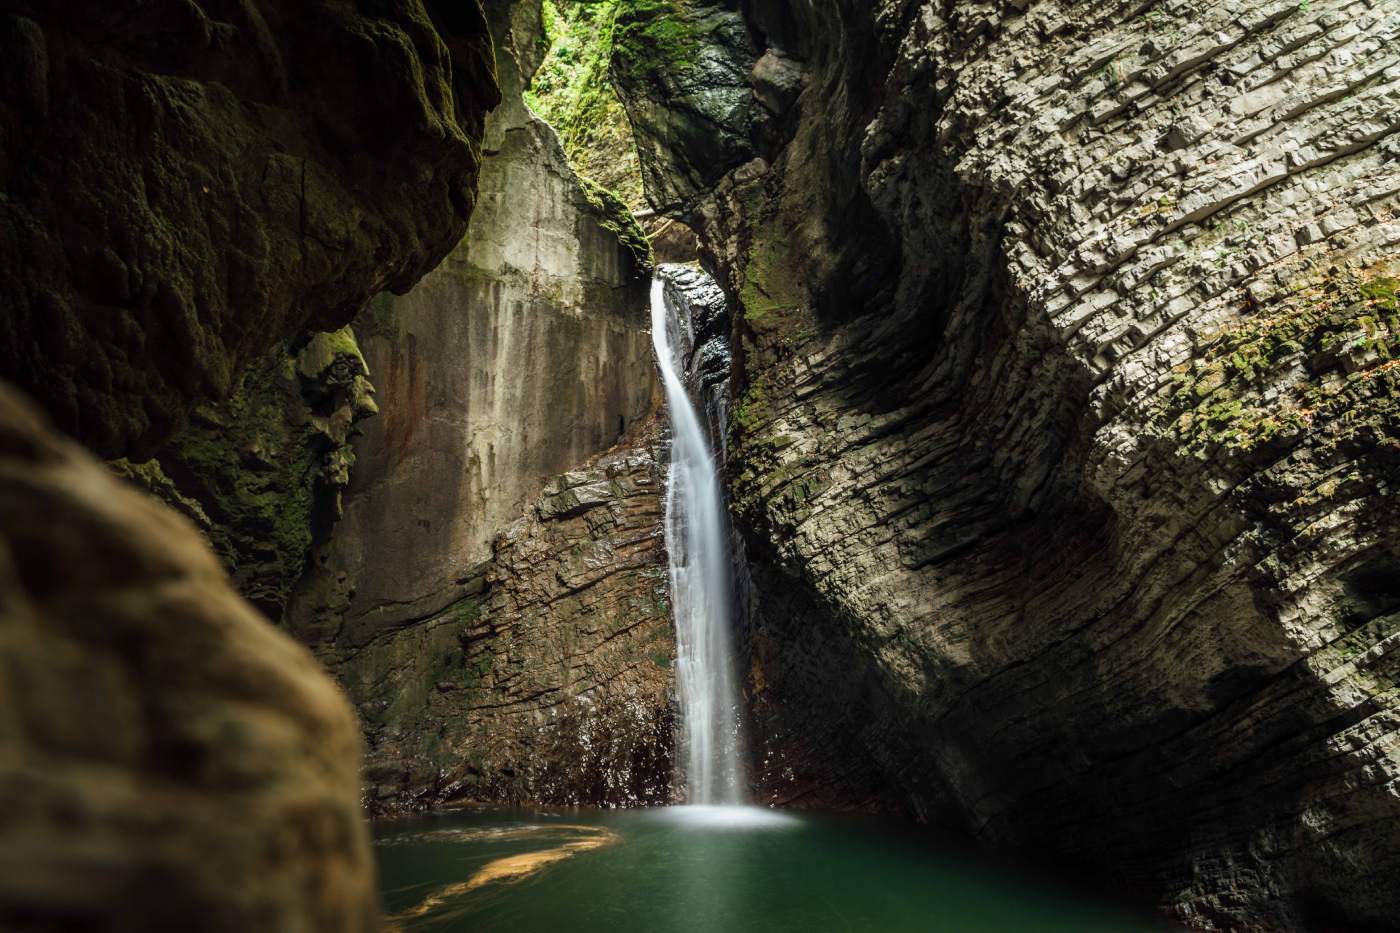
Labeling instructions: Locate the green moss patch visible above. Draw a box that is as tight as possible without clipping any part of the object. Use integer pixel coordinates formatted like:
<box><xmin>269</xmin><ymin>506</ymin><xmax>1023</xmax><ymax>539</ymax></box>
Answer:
<box><xmin>1157</xmin><ymin>265</ymin><xmax>1400</xmax><ymax>457</ymax></box>
<box><xmin>580</xmin><ymin>176</ymin><xmax>654</xmax><ymax>275</ymax></box>
<box><xmin>527</xmin><ymin>1</ymin><xmax>647</xmax><ymax>210</ymax></box>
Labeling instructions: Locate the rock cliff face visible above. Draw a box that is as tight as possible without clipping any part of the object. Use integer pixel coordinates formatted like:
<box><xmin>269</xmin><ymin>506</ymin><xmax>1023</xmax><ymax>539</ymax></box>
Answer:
<box><xmin>0</xmin><ymin>1</ymin><xmax>501</xmax><ymax>926</ymax></box>
<box><xmin>0</xmin><ymin>387</ymin><xmax>377</xmax><ymax>933</ymax></box>
<box><xmin>350</xmin><ymin>434</ymin><xmax>675</xmax><ymax>812</ymax></box>
<box><xmin>619</xmin><ymin>0</ymin><xmax>1400</xmax><ymax>927</ymax></box>
<box><xmin>0</xmin><ymin>0</ymin><xmax>498</xmax><ymax>459</ymax></box>
<box><xmin>113</xmin><ymin>327</ymin><xmax>380</xmax><ymax>621</ymax></box>
<box><xmin>287</xmin><ymin>0</ymin><xmax>670</xmax><ymax>813</ymax></box>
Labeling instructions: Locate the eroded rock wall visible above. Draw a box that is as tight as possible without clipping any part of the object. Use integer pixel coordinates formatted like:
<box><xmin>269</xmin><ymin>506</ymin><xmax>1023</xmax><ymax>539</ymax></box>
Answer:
<box><xmin>113</xmin><ymin>328</ymin><xmax>379</xmax><ymax>622</ymax></box>
<box><xmin>620</xmin><ymin>0</ymin><xmax>1400</xmax><ymax>927</ymax></box>
<box><xmin>288</xmin><ymin>0</ymin><xmax>670</xmax><ymax>812</ymax></box>
<box><xmin>0</xmin><ymin>0</ymin><xmax>497</xmax><ymax>459</ymax></box>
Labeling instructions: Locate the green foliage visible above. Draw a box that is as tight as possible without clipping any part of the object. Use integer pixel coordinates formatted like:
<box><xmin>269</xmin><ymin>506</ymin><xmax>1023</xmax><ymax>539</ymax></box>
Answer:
<box><xmin>526</xmin><ymin>0</ymin><xmax>646</xmax><ymax>210</ymax></box>
<box><xmin>580</xmin><ymin>176</ymin><xmax>653</xmax><ymax>274</ymax></box>
<box><xmin>611</xmin><ymin>0</ymin><xmax>701</xmax><ymax>81</ymax></box>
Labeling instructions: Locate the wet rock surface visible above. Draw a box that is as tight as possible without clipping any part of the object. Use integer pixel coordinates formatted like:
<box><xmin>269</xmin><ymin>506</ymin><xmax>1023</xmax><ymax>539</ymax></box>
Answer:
<box><xmin>352</xmin><ymin>433</ymin><xmax>675</xmax><ymax>813</ymax></box>
<box><xmin>0</xmin><ymin>0</ymin><xmax>498</xmax><ymax>459</ymax></box>
<box><xmin>611</xmin><ymin>0</ymin><xmax>759</xmax><ymax>214</ymax></box>
<box><xmin>623</xmin><ymin>0</ymin><xmax>1400</xmax><ymax>927</ymax></box>
<box><xmin>0</xmin><ymin>384</ymin><xmax>377</xmax><ymax>933</ymax></box>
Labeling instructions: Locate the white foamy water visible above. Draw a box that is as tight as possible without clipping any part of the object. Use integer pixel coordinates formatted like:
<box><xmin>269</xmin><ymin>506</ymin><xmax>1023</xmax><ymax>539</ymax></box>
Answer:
<box><xmin>650</xmin><ymin>277</ymin><xmax>744</xmax><ymax>805</ymax></box>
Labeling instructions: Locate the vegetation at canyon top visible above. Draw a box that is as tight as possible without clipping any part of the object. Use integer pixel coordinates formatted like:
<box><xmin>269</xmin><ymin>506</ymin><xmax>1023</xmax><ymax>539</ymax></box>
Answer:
<box><xmin>526</xmin><ymin>0</ymin><xmax>647</xmax><ymax>211</ymax></box>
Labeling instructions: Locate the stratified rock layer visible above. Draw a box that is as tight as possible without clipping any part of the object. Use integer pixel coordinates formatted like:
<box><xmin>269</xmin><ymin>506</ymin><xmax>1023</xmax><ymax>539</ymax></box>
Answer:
<box><xmin>0</xmin><ymin>0</ymin><xmax>497</xmax><ymax>458</ymax></box>
<box><xmin>0</xmin><ymin>384</ymin><xmax>377</xmax><ymax>933</ymax></box>
<box><xmin>352</xmin><ymin>435</ymin><xmax>675</xmax><ymax>812</ymax></box>
<box><xmin>624</xmin><ymin>0</ymin><xmax>1400</xmax><ymax>927</ymax></box>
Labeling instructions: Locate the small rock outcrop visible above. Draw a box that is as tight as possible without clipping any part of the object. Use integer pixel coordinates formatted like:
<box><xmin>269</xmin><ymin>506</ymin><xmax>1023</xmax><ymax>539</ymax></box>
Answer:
<box><xmin>0</xmin><ymin>384</ymin><xmax>377</xmax><ymax>932</ymax></box>
<box><xmin>617</xmin><ymin>0</ymin><xmax>1400</xmax><ymax>927</ymax></box>
<box><xmin>0</xmin><ymin>0</ymin><xmax>498</xmax><ymax>459</ymax></box>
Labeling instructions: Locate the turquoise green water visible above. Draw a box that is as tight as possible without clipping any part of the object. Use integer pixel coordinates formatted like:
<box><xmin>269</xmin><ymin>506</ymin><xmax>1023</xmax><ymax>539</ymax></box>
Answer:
<box><xmin>375</xmin><ymin>806</ymin><xmax>1162</xmax><ymax>932</ymax></box>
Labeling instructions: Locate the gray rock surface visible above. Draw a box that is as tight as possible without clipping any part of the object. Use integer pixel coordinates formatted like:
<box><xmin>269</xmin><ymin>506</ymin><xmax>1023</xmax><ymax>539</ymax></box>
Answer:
<box><xmin>289</xmin><ymin>0</ymin><xmax>658</xmax><ymax>650</ymax></box>
<box><xmin>0</xmin><ymin>383</ymin><xmax>377</xmax><ymax>932</ymax></box>
<box><xmin>611</xmin><ymin>0</ymin><xmax>759</xmax><ymax>214</ymax></box>
<box><xmin>621</xmin><ymin>0</ymin><xmax>1400</xmax><ymax>927</ymax></box>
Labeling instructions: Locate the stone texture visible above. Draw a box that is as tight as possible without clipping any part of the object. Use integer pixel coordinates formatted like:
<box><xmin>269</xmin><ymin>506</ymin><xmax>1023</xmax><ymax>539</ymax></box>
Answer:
<box><xmin>288</xmin><ymin>0</ymin><xmax>656</xmax><ymax>645</ymax></box>
<box><xmin>610</xmin><ymin>0</ymin><xmax>759</xmax><ymax>213</ymax></box>
<box><xmin>350</xmin><ymin>432</ymin><xmax>676</xmax><ymax>813</ymax></box>
<box><xmin>0</xmin><ymin>383</ymin><xmax>377</xmax><ymax>933</ymax></box>
<box><xmin>622</xmin><ymin>0</ymin><xmax>1400</xmax><ymax>927</ymax></box>
<box><xmin>0</xmin><ymin>0</ymin><xmax>498</xmax><ymax>459</ymax></box>
<box><xmin>113</xmin><ymin>327</ymin><xmax>379</xmax><ymax>622</ymax></box>
<box><xmin>286</xmin><ymin>0</ymin><xmax>668</xmax><ymax>813</ymax></box>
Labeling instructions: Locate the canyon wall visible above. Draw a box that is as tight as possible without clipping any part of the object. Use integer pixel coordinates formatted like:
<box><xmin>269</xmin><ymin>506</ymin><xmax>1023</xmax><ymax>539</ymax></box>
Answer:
<box><xmin>0</xmin><ymin>1</ymin><xmax>502</xmax><ymax>926</ymax></box>
<box><xmin>287</xmin><ymin>0</ymin><xmax>673</xmax><ymax>813</ymax></box>
<box><xmin>0</xmin><ymin>0</ymin><xmax>498</xmax><ymax>459</ymax></box>
<box><xmin>616</xmin><ymin>0</ymin><xmax>1400</xmax><ymax>927</ymax></box>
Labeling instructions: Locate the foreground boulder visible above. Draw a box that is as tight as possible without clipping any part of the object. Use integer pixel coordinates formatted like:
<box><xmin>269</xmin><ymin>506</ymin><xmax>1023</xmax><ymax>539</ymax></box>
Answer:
<box><xmin>0</xmin><ymin>384</ymin><xmax>378</xmax><ymax>932</ymax></box>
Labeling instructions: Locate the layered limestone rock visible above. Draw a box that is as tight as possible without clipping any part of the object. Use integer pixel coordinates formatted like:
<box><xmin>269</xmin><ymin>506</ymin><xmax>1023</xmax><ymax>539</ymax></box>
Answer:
<box><xmin>621</xmin><ymin>0</ymin><xmax>1400</xmax><ymax>927</ymax></box>
<box><xmin>0</xmin><ymin>384</ymin><xmax>377</xmax><ymax>932</ymax></box>
<box><xmin>351</xmin><ymin>434</ymin><xmax>675</xmax><ymax>812</ymax></box>
<box><xmin>288</xmin><ymin>0</ymin><xmax>668</xmax><ymax>811</ymax></box>
<box><xmin>0</xmin><ymin>0</ymin><xmax>498</xmax><ymax>459</ymax></box>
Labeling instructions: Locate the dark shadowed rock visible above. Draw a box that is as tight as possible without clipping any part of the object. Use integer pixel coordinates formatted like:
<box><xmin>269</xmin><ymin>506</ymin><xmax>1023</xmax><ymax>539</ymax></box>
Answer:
<box><xmin>610</xmin><ymin>0</ymin><xmax>759</xmax><ymax>214</ymax></box>
<box><xmin>617</xmin><ymin>0</ymin><xmax>1400</xmax><ymax>927</ymax></box>
<box><xmin>0</xmin><ymin>383</ymin><xmax>377</xmax><ymax>933</ymax></box>
<box><xmin>113</xmin><ymin>326</ymin><xmax>380</xmax><ymax>622</ymax></box>
<box><xmin>0</xmin><ymin>0</ymin><xmax>498</xmax><ymax>459</ymax></box>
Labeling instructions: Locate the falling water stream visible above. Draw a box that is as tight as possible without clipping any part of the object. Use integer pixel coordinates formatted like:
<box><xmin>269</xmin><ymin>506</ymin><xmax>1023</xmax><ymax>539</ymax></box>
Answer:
<box><xmin>648</xmin><ymin>276</ymin><xmax>744</xmax><ymax>806</ymax></box>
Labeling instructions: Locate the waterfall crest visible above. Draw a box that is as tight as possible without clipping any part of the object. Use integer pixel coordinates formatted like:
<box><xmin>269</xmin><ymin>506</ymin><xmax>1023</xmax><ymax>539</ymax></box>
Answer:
<box><xmin>650</xmin><ymin>277</ymin><xmax>744</xmax><ymax>806</ymax></box>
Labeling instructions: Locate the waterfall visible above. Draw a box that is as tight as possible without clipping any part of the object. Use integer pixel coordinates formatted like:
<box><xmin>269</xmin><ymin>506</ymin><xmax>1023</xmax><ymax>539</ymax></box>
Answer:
<box><xmin>650</xmin><ymin>276</ymin><xmax>744</xmax><ymax>806</ymax></box>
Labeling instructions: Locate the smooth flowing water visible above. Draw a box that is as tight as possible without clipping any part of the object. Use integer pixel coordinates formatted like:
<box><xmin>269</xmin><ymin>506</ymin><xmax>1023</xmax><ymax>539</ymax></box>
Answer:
<box><xmin>650</xmin><ymin>277</ymin><xmax>743</xmax><ymax>805</ymax></box>
<box><xmin>375</xmin><ymin>807</ymin><xmax>1161</xmax><ymax>932</ymax></box>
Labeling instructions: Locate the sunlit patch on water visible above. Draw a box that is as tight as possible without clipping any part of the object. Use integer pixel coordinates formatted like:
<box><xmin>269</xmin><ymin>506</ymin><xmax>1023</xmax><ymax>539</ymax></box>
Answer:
<box><xmin>384</xmin><ymin>823</ymin><xmax>618</xmax><ymax>925</ymax></box>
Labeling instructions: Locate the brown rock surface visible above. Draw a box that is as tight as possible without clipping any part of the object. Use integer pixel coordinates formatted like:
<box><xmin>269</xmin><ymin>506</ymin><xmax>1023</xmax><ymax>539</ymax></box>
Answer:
<box><xmin>0</xmin><ymin>383</ymin><xmax>377</xmax><ymax>932</ymax></box>
<box><xmin>351</xmin><ymin>432</ymin><xmax>676</xmax><ymax>812</ymax></box>
<box><xmin>0</xmin><ymin>0</ymin><xmax>498</xmax><ymax>459</ymax></box>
